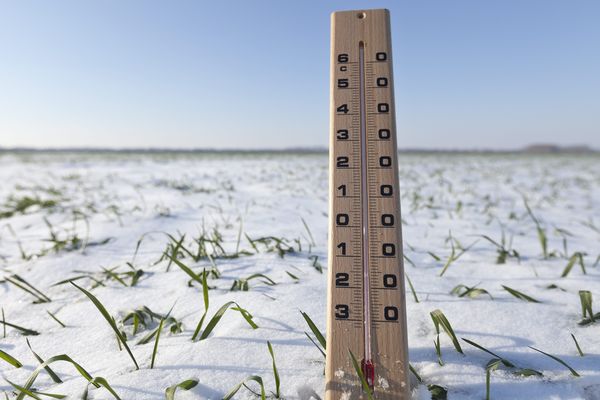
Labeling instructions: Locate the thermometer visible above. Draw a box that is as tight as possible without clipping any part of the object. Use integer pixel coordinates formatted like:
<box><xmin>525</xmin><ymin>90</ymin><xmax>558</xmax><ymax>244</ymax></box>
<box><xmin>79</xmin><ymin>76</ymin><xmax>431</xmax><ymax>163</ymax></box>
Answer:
<box><xmin>326</xmin><ymin>9</ymin><xmax>410</xmax><ymax>399</ymax></box>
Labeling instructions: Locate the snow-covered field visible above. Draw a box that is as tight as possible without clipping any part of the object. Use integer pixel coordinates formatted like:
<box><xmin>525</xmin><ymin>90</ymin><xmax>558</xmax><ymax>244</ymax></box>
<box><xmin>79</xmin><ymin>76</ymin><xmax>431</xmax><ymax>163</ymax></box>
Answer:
<box><xmin>0</xmin><ymin>151</ymin><xmax>599</xmax><ymax>400</ymax></box>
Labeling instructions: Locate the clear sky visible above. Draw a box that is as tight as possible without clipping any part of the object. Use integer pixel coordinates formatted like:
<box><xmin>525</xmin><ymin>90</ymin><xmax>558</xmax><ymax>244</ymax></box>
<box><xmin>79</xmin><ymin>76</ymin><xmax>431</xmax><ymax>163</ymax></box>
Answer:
<box><xmin>0</xmin><ymin>1</ymin><xmax>598</xmax><ymax>150</ymax></box>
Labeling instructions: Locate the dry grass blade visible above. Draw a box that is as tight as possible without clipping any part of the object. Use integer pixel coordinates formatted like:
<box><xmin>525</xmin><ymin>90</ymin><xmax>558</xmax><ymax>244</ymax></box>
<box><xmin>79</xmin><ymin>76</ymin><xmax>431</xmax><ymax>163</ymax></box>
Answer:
<box><xmin>71</xmin><ymin>282</ymin><xmax>139</xmax><ymax>370</ymax></box>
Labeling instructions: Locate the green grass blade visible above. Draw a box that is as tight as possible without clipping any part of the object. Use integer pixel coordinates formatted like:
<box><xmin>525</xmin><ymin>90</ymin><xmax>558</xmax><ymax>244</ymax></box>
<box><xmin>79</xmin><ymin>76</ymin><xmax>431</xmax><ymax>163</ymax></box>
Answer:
<box><xmin>348</xmin><ymin>350</ymin><xmax>373</xmax><ymax>400</ymax></box>
<box><xmin>529</xmin><ymin>346</ymin><xmax>580</xmax><ymax>377</ymax></box>
<box><xmin>462</xmin><ymin>338</ymin><xmax>515</xmax><ymax>367</ymax></box>
<box><xmin>70</xmin><ymin>282</ymin><xmax>139</xmax><ymax>370</ymax></box>
<box><xmin>15</xmin><ymin>354</ymin><xmax>96</xmax><ymax>400</ymax></box>
<box><xmin>89</xmin><ymin>377</ymin><xmax>122</xmax><ymax>400</ymax></box>
<box><xmin>409</xmin><ymin>363</ymin><xmax>422</xmax><ymax>383</ymax></box>
<box><xmin>267</xmin><ymin>341</ymin><xmax>280</xmax><ymax>398</ymax></box>
<box><xmin>430</xmin><ymin>309</ymin><xmax>463</xmax><ymax>354</ymax></box>
<box><xmin>300</xmin><ymin>311</ymin><xmax>326</xmax><ymax>350</ymax></box>
<box><xmin>571</xmin><ymin>333</ymin><xmax>584</xmax><ymax>356</ymax></box>
<box><xmin>301</xmin><ymin>217</ymin><xmax>316</xmax><ymax>246</ymax></box>
<box><xmin>0</xmin><ymin>319</ymin><xmax>40</xmax><ymax>336</ymax></box>
<box><xmin>46</xmin><ymin>311</ymin><xmax>66</xmax><ymax>328</ymax></box>
<box><xmin>165</xmin><ymin>379</ymin><xmax>198</xmax><ymax>400</ymax></box>
<box><xmin>166</xmin><ymin>252</ymin><xmax>203</xmax><ymax>283</ymax></box>
<box><xmin>501</xmin><ymin>285</ymin><xmax>541</xmax><ymax>303</ymax></box>
<box><xmin>406</xmin><ymin>274</ymin><xmax>419</xmax><ymax>303</ymax></box>
<box><xmin>304</xmin><ymin>332</ymin><xmax>326</xmax><ymax>357</ymax></box>
<box><xmin>151</xmin><ymin>318</ymin><xmax>165</xmax><ymax>369</ymax></box>
<box><xmin>26</xmin><ymin>338</ymin><xmax>62</xmax><ymax>383</ymax></box>
<box><xmin>6</xmin><ymin>379</ymin><xmax>44</xmax><ymax>400</ymax></box>
<box><xmin>223</xmin><ymin>376</ymin><xmax>265</xmax><ymax>400</ymax></box>
<box><xmin>285</xmin><ymin>271</ymin><xmax>299</xmax><ymax>282</ymax></box>
<box><xmin>198</xmin><ymin>301</ymin><xmax>257</xmax><ymax>341</ymax></box>
<box><xmin>0</xmin><ymin>349</ymin><xmax>23</xmax><ymax>368</ymax></box>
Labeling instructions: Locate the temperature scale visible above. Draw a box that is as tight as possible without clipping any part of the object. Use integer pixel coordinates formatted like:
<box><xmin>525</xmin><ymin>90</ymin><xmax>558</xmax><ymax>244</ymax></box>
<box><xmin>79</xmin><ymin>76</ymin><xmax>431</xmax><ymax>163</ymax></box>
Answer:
<box><xmin>326</xmin><ymin>9</ymin><xmax>410</xmax><ymax>399</ymax></box>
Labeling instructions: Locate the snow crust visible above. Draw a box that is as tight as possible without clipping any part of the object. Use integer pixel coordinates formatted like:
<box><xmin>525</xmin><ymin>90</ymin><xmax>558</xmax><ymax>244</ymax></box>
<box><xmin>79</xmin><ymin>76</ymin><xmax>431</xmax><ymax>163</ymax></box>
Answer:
<box><xmin>0</xmin><ymin>152</ymin><xmax>599</xmax><ymax>399</ymax></box>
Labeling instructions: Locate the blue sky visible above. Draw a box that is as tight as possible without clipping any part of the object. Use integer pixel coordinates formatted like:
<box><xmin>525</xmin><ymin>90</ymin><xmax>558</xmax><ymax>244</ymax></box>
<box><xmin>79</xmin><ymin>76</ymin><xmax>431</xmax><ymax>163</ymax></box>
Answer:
<box><xmin>0</xmin><ymin>1</ymin><xmax>598</xmax><ymax>149</ymax></box>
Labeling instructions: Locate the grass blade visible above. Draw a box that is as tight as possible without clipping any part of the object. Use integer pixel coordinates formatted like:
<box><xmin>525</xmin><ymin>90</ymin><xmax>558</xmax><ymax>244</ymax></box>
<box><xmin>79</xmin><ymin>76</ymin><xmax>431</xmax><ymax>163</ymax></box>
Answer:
<box><xmin>430</xmin><ymin>309</ymin><xmax>463</xmax><ymax>354</ymax></box>
<box><xmin>0</xmin><ymin>349</ymin><xmax>22</xmax><ymax>368</ymax></box>
<box><xmin>223</xmin><ymin>376</ymin><xmax>265</xmax><ymax>400</ymax></box>
<box><xmin>150</xmin><ymin>318</ymin><xmax>165</xmax><ymax>369</ymax></box>
<box><xmin>348</xmin><ymin>349</ymin><xmax>373</xmax><ymax>400</ymax></box>
<box><xmin>529</xmin><ymin>346</ymin><xmax>580</xmax><ymax>377</ymax></box>
<box><xmin>267</xmin><ymin>341</ymin><xmax>280</xmax><ymax>398</ymax></box>
<box><xmin>46</xmin><ymin>310</ymin><xmax>66</xmax><ymax>328</ymax></box>
<box><xmin>70</xmin><ymin>282</ymin><xmax>139</xmax><ymax>370</ymax></box>
<box><xmin>571</xmin><ymin>333</ymin><xmax>584</xmax><ymax>356</ymax></box>
<box><xmin>197</xmin><ymin>301</ymin><xmax>257</xmax><ymax>341</ymax></box>
<box><xmin>14</xmin><ymin>354</ymin><xmax>105</xmax><ymax>400</ymax></box>
<box><xmin>501</xmin><ymin>285</ymin><xmax>541</xmax><ymax>303</ymax></box>
<box><xmin>165</xmin><ymin>379</ymin><xmax>198</xmax><ymax>400</ymax></box>
<box><xmin>26</xmin><ymin>339</ymin><xmax>62</xmax><ymax>383</ymax></box>
<box><xmin>300</xmin><ymin>311</ymin><xmax>326</xmax><ymax>350</ymax></box>
<box><xmin>406</xmin><ymin>274</ymin><xmax>419</xmax><ymax>303</ymax></box>
<box><xmin>0</xmin><ymin>319</ymin><xmax>40</xmax><ymax>336</ymax></box>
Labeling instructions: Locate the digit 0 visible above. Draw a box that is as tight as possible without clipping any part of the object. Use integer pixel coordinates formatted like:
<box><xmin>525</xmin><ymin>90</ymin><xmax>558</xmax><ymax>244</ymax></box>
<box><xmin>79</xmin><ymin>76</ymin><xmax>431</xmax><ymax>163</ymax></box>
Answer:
<box><xmin>378</xmin><ymin>129</ymin><xmax>391</xmax><ymax>139</ymax></box>
<box><xmin>382</xmin><ymin>243</ymin><xmax>395</xmax><ymax>256</ymax></box>
<box><xmin>383</xmin><ymin>274</ymin><xmax>398</xmax><ymax>288</ymax></box>
<box><xmin>381</xmin><ymin>214</ymin><xmax>394</xmax><ymax>226</ymax></box>
<box><xmin>380</xmin><ymin>184</ymin><xmax>393</xmax><ymax>196</ymax></box>
<box><xmin>384</xmin><ymin>306</ymin><xmax>399</xmax><ymax>321</ymax></box>
<box><xmin>377</xmin><ymin>103</ymin><xmax>389</xmax><ymax>113</ymax></box>
<box><xmin>376</xmin><ymin>77</ymin><xmax>388</xmax><ymax>87</ymax></box>
<box><xmin>336</xmin><ymin>213</ymin><xmax>349</xmax><ymax>226</ymax></box>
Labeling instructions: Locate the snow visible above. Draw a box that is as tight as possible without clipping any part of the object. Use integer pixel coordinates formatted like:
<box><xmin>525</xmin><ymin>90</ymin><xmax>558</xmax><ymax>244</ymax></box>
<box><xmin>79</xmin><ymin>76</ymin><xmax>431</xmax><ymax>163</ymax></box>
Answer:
<box><xmin>0</xmin><ymin>152</ymin><xmax>599</xmax><ymax>399</ymax></box>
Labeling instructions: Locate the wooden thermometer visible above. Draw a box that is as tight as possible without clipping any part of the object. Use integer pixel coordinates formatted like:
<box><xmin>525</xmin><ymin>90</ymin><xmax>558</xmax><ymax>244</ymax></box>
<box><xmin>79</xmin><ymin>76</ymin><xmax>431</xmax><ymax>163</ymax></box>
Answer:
<box><xmin>326</xmin><ymin>9</ymin><xmax>410</xmax><ymax>399</ymax></box>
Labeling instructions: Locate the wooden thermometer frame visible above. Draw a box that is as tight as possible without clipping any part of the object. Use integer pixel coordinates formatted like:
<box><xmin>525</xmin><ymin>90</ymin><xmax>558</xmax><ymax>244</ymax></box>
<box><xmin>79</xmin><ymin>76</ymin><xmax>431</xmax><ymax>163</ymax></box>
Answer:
<box><xmin>326</xmin><ymin>9</ymin><xmax>409</xmax><ymax>399</ymax></box>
